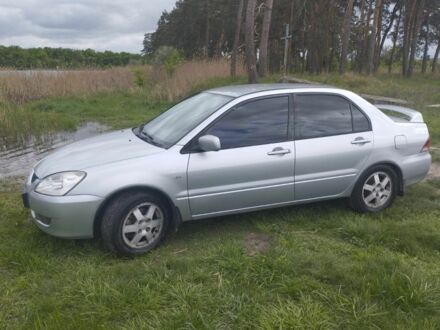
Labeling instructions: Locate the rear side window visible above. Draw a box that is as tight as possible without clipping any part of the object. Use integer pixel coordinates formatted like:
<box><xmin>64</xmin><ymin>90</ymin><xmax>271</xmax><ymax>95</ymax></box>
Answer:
<box><xmin>295</xmin><ymin>95</ymin><xmax>352</xmax><ymax>139</ymax></box>
<box><xmin>204</xmin><ymin>96</ymin><xmax>289</xmax><ymax>149</ymax></box>
<box><xmin>352</xmin><ymin>104</ymin><xmax>370</xmax><ymax>132</ymax></box>
<box><xmin>295</xmin><ymin>94</ymin><xmax>370</xmax><ymax>139</ymax></box>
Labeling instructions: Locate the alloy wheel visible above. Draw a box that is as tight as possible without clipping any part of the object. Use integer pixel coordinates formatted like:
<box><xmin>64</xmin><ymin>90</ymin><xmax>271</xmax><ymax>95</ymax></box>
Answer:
<box><xmin>121</xmin><ymin>202</ymin><xmax>164</xmax><ymax>249</ymax></box>
<box><xmin>362</xmin><ymin>171</ymin><xmax>392</xmax><ymax>209</ymax></box>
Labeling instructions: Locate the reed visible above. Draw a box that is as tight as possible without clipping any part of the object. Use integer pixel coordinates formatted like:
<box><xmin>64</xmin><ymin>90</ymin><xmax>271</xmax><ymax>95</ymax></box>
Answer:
<box><xmin>149</xmin><ymin>58</ymin><xmax>245</xmax><ymax>101</ymax></box>
<box><xmin>0</xmin><ymin>59</ymin><xmax>244</xmax><ymax>104</ymax></box>
<box><xmin>0</xmin><ymin>67</ymin><xmax>134</xmax><ymax>104</ymax></box>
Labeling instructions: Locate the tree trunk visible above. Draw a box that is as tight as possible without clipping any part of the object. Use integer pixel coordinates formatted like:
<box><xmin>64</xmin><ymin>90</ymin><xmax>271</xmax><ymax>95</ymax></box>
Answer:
<box><xmin>300</xmin><ymin>2</ymin><xmax>306</xmax><ymax>73</ymax></box>
<box><xmin>258</xmin><ymin>0</ymin><xmax>274</xmax><ymax>77</ymax></box>
<box><xmin>402</xmin><ymin>0</ymin><xmax>418</xmax><ymax>76</ymax></box>
<box><xmin>245</xmin><ymin>0</ymin><xmax>258</xmax><ymax>83</ymax></box>
<box><xmin>432</xmin><ymin>38</ymin><xmax>440</xmax><ymax>73</ymax></box>
<box><xmin>402</xmin><ymin>1</ymin><xmax>412</xmax><ymax>75</ymax></box>
<box><xmin>357</xmin><ymin>0</ymin><xmax>372</xmax><ymax>73</ymax></box>
<box><xmin>376</xmin><ymin>1</ymin><xmax>400</xmax><ymax>72</ymax></box>
<box><xmin>339</xmin><ymin>0</ymin><xmax>355</xmax><ymax>74</ymax></box>
<box><xmin>355</xmin><ymin>0</ymin><xmax>366</xmax><ymax>72</ymax></box>
<box><xmin>231</xmin><ymin>0</ymin><xmax>245</xmax><ymax>77</ymax></box>
<box><xmin>407</xmin><ymin>0</ymin><xmax>425</xmax><ymax>77</ymax></box>
<box><xmin>204</xmin><ymin>0</ymin><xmax>210</xmax><ymax>57</ymax></box>
<box><xmin>388</xmin><ymin>7</ymin><xmax>402</xmax><ymax>74</ymax></box>
<box><xmin>421</xmin><ymin>19</ymin><xmax>430</xmax><ymax>74</ymax></box>
<box><xmin>329</xmin><ymin>31</ymin><xmax>336</xmax><ymax>72</ymax></box>
<box><xmin>368</xmin><ymin>0</ymin><xmax>383</xmax><ymax>74</ymax></box>
<box><xmin>373</xmin><ymin>0</ymin><xmax>384</xmax><ymax>72</ymax></box>
<box><xmin>288</xmin><ymin>0</ymin><xmax>295</xmax><ymax>72</ymax></box>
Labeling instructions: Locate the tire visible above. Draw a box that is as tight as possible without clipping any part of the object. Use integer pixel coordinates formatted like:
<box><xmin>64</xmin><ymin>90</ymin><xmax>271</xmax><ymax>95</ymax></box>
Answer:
<box><xmin>101</xmin><ymin>191</ymin><xmax>171</xmax><ymax>256</ymax></box>
<box><xmin>349</xmin><ymin>165</ymin><xmax>398</xmax><ymax>213</ymax></box>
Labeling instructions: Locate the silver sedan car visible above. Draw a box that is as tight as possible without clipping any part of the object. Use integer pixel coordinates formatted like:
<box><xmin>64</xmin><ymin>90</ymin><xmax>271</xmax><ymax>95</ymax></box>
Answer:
<box><xmin>22</xmin><ymin>84</ymin><xmax>431</xmax><ymax>255</ymax></box>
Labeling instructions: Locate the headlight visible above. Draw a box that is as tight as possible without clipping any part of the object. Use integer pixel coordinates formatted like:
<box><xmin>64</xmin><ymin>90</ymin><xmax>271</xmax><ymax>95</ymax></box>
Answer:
<box><xmin>35</xmin><ymin>171</ymin><xmax>86</xmax><ymax>196</ymax></box>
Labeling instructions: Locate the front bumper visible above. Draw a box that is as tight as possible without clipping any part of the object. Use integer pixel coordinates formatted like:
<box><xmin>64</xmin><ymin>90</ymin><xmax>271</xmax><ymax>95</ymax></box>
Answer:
<box><xmin>25</xmin><ymin>189</ymin><xmax>103</xmax><ymax>239</ymax></box>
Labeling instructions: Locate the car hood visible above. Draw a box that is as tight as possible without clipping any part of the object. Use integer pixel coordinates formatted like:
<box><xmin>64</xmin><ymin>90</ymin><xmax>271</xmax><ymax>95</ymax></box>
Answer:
<box><xmin>34</xmin><ymin>128</ymin><xmax>163</xmax><ymax>178</ymax></box>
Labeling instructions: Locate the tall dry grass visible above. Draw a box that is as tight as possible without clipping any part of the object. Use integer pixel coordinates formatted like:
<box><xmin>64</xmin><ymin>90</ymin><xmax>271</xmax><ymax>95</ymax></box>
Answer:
<box><xmin>149</xmin><ymin>59</ymin><xmax>245</xmax><ymax>101</ymax></box>
<box><xmin>0</xmin><ymin>59</ymin><xmax>244</xmax><ymax>105</ymax></box>
<box><xmin>0</xmin><ymin>68</ymin><xmax>134</xmax><ymax>104</ymax></box>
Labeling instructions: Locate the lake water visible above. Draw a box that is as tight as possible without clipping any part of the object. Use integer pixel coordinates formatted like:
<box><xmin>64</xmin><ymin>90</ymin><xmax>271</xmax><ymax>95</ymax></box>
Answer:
<box><xmin>0</xmin><ymin>70</ymin><xmax>101</xmax><ymax>77</ymax></box>
<box><xmin>0</xmin><ymin>122</ymin><xmax>109</xmax><ymax>179</ymax></box>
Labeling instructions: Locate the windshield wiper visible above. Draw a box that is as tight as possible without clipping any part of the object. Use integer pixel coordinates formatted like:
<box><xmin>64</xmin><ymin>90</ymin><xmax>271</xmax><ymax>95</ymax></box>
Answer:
<box><xmin>141</xmin><ymin>131</ymin><xmax>155</xmax><ymax>142</ymax></box>
<box><xmin>137</xmin><ymin>129</ymin><xmax>164</xmax><ymax>148</ymax></box>
<box><xmin>138</xmin><ymin>123</ymin><xmax>146</xmax><ymax>132</ymax></box>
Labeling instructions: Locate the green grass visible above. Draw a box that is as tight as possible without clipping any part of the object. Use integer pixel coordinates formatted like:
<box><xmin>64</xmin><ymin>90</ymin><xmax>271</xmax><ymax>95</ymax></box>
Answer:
<box><xmin>29</xmin><ymin>91</ymin><xmax>169</xmax><ymax>129</ymax></box>
<box><xmin>1</xmin><ymin>73</ymin><xmax>440</xmax><ymax>328</ymax></box>
<box><xmin>1</xmin><ymin>178</ymin><xmax>440</xmax><ymax>329</ymax></box>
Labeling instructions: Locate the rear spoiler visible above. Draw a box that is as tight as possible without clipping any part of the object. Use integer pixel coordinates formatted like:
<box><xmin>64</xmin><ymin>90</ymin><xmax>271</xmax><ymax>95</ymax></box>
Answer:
<box><xmin>375</xmin><ymin>104</ymin><xmax>424</xmax><ymax>123</ymax></box>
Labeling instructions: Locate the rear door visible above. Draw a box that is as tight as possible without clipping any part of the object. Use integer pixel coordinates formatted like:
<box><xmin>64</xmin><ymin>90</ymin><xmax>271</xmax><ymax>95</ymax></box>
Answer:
<box><xmin>186</xmin><ymin>95</ymin><xmax>295</xmax><ymax>217</ymax></box>
<box><xmin>294</xmin><ymin>93</ymin><xmax>373</xmax><ymax>200</ymax></box>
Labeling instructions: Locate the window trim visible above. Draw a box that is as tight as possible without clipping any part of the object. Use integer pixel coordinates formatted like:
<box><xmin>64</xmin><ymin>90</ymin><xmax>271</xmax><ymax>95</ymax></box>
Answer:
<box><xmin>181</xmin><ymin>94</ymin><xmax>294</xmax><ymax>154</ymax></box>
<box><xmin>293</xmin><ymin>92</ymin><xmax>372</xmax><ymax>141</ymax></box>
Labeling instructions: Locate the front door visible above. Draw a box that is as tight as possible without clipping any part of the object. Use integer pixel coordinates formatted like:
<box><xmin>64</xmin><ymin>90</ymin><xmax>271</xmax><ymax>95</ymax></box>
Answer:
<box><xmin>293</xmin><ymin>93</ymin><xmax>374</xmax><ymax>200</ymax></box>
<box><xmin>186</xmin><ymin>95</ymin><xmax>295</xmax><ymax>218</ymax></box>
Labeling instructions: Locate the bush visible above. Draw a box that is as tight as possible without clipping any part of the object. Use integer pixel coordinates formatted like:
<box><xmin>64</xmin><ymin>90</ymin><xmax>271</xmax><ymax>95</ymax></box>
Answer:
<box><xmin>133</xmin><ymin>68</ymin><xmax>146</xmax><ymax>87</ymax></box>
<box><xmin>152</xmin><ymin>46</ymin><xmax>183</xmax><ymax>76</ymax></box>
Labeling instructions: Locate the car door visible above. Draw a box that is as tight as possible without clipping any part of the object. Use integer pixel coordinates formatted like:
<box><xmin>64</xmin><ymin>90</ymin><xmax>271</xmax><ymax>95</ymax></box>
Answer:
<box><xmin>293</xmin><ymin>93</ymin><xmax>373</xmax><ymax>201</ymax></box>
<box><xmin>186</xmin><ymin>95</ymin><xmax>295</xmax><ymax>218</ymax></box>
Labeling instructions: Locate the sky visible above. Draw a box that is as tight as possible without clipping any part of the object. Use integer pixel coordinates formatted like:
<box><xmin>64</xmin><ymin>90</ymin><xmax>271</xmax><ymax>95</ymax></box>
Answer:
<box><xmin>0</xmin><ymin>0</ymin><xmax>176</xmax><ymax>53</ymax></box>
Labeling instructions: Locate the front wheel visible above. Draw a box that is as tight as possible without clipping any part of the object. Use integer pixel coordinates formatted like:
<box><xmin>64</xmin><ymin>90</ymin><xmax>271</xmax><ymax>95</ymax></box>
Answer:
<box><xmin>349</xmin><ymin>165</ymin><xmax>398</xmax><ymax>213</ymax></box>
<box><xmin>101</xmin><ymin>191</ymin><xmax>170</xmax><ymax>256</ymax></box>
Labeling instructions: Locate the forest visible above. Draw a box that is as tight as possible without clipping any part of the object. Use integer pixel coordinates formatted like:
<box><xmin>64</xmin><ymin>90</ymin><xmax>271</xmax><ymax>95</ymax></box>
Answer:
<box><xmin>144</xmin><ymin>0</ymin><xmax>440</xmax><ymax>81</ymax></box>
<box><xmin>0</xmin><ymin>46</ymin><xmax>143</xmax><ymax>69</ymax></box>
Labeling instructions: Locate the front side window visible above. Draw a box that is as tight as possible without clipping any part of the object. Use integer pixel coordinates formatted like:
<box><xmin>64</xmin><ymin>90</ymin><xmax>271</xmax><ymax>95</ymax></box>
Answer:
<box><xmin>204</xmin><ymin>96</ymin><xmax>289</xmax><ymax>150</ymax></box>
<box><xmin>295</xmin><ymin>94</ymin><xmax>369</xmax><ymax>139</ymax></box>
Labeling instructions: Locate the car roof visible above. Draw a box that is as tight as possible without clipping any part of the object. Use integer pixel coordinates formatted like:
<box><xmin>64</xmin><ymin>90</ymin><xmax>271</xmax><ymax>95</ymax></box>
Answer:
<box><xmin>206</xmin><ymin>83</ymin><xmax>334</xmax><ymax>98</ymax></box>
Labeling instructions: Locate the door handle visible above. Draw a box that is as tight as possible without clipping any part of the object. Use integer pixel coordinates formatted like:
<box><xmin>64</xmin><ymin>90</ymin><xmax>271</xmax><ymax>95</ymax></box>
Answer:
<box><xmin>267</xmin><ymin>147</ymin><xmax>291</xmax><ymax>156</ymax></box>
<box><xmin>351</xmin><ymin>138</ymin><xmax>371</xmax><ymax>145</ymax></box>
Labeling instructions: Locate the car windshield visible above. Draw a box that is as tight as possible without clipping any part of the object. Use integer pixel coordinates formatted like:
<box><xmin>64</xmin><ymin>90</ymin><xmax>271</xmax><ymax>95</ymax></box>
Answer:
<box><xmin>138</xmin><ymin>92</ymin><xmax>232</xmax><ymax>148</ymax></box>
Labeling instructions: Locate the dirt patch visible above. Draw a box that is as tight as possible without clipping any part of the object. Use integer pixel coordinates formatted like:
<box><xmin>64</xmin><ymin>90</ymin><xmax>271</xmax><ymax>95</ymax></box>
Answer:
<box><xmin>426</xmin><ymin>162</ymin><xmax>440</xmax><ymax>181</ymax></box>
<box><xmin>244</xmin><ymin>232</ymin><xmax>272</xmax><ymax>256</ymax></box>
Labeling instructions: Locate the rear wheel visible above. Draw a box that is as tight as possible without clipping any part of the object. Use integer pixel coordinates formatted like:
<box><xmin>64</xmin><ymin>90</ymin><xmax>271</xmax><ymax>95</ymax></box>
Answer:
<box><xmin>101</xmin><ymin>191</ymin><xmax>170</xmax><ymax>256</ymax></box>
<box><xmin>349</xmin><ymin>165</ymin><xmax>398</xmax><ymax>213</ymax></box>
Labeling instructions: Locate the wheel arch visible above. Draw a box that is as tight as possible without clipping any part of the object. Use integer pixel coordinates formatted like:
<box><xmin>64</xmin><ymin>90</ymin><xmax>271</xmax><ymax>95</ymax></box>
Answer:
<box><xmin>93</xmin><ymin>185</ymin><xmax>182</xmax><ymax>238</ymax></box>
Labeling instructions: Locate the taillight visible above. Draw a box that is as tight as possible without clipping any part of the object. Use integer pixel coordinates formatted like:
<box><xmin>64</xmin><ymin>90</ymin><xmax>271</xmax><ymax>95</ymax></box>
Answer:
<box><xmin>421</xmin><ymin>138</ymin><xmax>431</xmax><ymax>152</ymax></box>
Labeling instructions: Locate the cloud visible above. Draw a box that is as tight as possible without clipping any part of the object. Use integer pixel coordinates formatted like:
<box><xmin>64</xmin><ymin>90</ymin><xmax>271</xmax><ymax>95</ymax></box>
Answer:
<box><xmin>0</xmin><ymin>0</ymin><xmax>176</xmax><ymax>53</ymax></box>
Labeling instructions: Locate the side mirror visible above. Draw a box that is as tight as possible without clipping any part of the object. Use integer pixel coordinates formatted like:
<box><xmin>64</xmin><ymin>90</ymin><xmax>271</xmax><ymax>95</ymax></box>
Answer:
<box><xmin>198</xmin><ymin>135</ymin><xmax>221</xmax><ymax>152</ymax></box>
